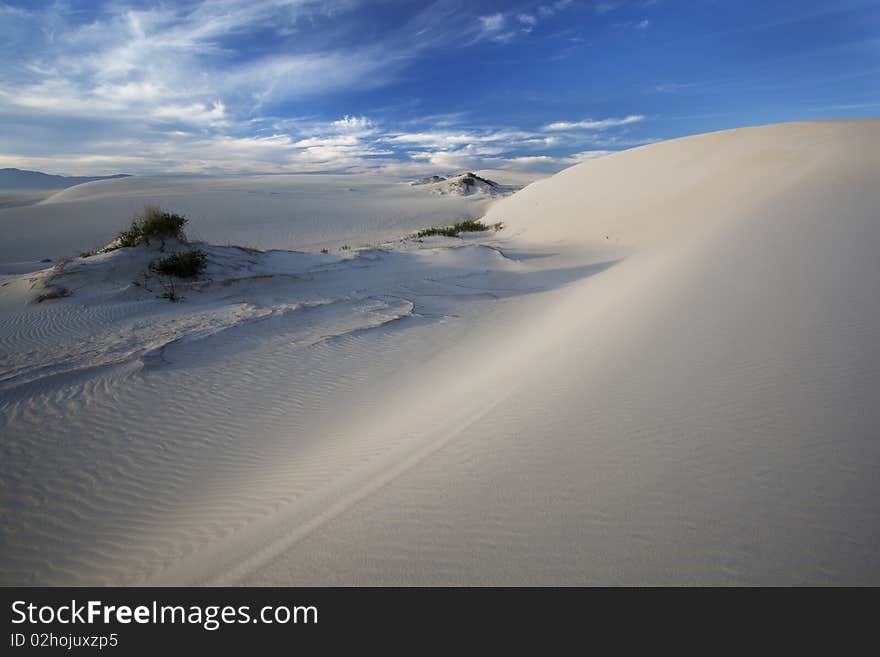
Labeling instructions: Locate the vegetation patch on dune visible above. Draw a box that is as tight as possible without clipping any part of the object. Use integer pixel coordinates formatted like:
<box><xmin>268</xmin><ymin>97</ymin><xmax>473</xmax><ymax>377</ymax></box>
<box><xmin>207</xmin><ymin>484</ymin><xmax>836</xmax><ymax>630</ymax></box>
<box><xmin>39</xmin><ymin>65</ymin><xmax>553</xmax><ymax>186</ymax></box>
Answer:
<box><xmin>416</xmin><ymin>220</ymin><xmax>491</xmax><ymax>238</ymax></box>
<box><xmin>35</xmin><ymin>286</ymin><xmax>70</xmax><ymax>303</ymax></box>
<box><xmin>108</xmin><ymin>206</ymin><xmax>189</xmax><ymax>251</ymax></box>
<box><xmin>151</xmin><ymin>249</ymin><xmax>207</xmax><ymax>278</ymax></box>
<box><xmin>65</xmin><ymin>207</ymin><xmax>210</xmax><ymax>302</ymax></box>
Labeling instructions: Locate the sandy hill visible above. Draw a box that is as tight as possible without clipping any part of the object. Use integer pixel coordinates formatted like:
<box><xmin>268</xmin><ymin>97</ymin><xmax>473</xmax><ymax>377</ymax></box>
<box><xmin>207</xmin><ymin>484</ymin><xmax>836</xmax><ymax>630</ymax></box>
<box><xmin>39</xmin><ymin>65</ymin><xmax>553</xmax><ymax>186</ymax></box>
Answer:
<box><xmin>0</xmin><ymin>167</ymin><xmax>130</xmax><ymax>192</ymax></box>
<box><xmin>485</xmin><ymin>119</ymin><xmax>880</xmax><ymax>246</ymax></box>
<box><xmin>411</xmin><ymin>171</ymin><xmax>518</xmax><ymax>197</ymax></box>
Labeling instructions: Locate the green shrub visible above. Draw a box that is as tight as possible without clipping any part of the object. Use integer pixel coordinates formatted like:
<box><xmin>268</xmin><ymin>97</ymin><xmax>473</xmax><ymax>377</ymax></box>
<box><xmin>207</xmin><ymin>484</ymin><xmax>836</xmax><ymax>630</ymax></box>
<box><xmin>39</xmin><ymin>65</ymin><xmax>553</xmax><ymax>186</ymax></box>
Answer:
<box><xmin>151</xmin><ymin>249</ymin><xmax>207</xmax><ymax>278</ymax></box>
<box><xmin>109</xmin><ymin>206</ymin><xmax>188</xmax><ymax>250</ymax></box>
<box><xmin>138</xmin><ymin>206</ymin><xmax>187</xmax><ymax>242</ymax></box>
<box><xmin>115</xmin><ymin>223</ymin><xmax>142</xmax><ymax>248</ymax></box>
<box><xmin>416</xmin><ymin>220</ymin><xmax>488</xmax><ymax>238</ymax></box>
<box><xmin>416</xmin><ymin>225</ymin><xmax>457</xmax><ymax>238</ymax></box>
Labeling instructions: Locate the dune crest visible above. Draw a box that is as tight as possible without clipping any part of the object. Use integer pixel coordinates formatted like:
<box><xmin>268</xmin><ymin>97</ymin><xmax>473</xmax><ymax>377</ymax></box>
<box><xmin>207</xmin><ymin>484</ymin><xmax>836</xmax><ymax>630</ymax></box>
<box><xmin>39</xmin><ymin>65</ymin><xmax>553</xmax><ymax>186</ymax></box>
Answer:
<box><xmin>486</xmin><ymin>119</ymin><xmax>880</xmax><ymax>247</ymax></box>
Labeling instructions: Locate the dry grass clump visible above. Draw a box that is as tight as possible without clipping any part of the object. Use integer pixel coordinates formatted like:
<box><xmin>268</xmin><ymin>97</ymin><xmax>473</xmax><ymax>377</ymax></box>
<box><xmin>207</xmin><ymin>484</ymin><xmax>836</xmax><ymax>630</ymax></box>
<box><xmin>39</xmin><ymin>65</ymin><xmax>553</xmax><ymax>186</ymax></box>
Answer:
<box><xmin>35</xmin><ymin>286</ymin><xmax>70</xmax><ymax>303</ymax></box>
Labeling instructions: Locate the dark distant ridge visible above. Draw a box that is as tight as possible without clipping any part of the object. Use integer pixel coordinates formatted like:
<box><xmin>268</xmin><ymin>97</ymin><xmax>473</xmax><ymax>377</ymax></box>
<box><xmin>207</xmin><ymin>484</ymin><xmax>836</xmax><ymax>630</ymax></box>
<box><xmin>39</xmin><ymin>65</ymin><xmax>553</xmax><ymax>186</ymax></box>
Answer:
<box><xmin>0</xmin><ymin>168</ymin><xmax>131</xmax><ymax>192</ymax></box>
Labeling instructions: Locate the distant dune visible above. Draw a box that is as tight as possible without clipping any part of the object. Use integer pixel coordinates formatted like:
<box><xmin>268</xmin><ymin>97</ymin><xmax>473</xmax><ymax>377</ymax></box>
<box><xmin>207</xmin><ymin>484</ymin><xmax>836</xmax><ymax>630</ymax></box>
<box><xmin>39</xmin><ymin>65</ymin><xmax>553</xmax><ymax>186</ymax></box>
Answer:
<box><xmin>0</xmin><ymin>167</ymin><xmax>130</xmax><ymax>192</ymax></box>
<box><xmin>1</xmin><ymin>120</ymin><xmax>878</xmax><ymax>585</ymax></box>
<box><xmin>0</xmin><ymin>174</ymin><xmax>497</xmax><ymax>264</ymax></box>
<box><xmin>409</xmin><ymin>171</ymin><xmax>520</xmax><ymax>197</ymax></box>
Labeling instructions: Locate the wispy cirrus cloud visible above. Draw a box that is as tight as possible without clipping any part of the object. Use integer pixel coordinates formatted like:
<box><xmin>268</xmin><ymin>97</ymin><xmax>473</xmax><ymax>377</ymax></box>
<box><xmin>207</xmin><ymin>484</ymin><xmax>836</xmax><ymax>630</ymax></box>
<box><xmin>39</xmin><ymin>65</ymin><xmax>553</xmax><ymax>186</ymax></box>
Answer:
<box><xmin>476</xmin><ymin>13</ymin><xmax>517</xmax><ymax>43</ymax></box>
<box><xmin>654</xmin><ymin>82</ymin><xmax>695</xmax><ymax>93</ymax></box>
<box><xmin>0</xmin><ymin>1</ymin><xmax>428</xmax><ymax>174</ymax></box>
<box><xmin>0</xmin><ymin>0</ymin><xmax>658</xmax><ymax>175</ymax></box>
<box><xmin>539</xmin><ymin>0</ymin><xmax>574</xmax><ymax>18</ymax></box>
<box><xmin>0</xmin><ymin>1</ymin><xmax>395</xmax><ymax>122</ymax></box>
<box><xmin>542</xmin><ymin>115</ymin><xmax>646</xmax><ymax>131</ymax></box>
<box><xmin>517</xmin><ymin>13</ymin><xmax>538</xmax><ymax>32</ymax></box>
<box><xmin>475</xmin><ymin>0</ymin><xmax>576</xmax><ymax>43</ymax></box>
<box><xmin>595</xmin><ymin>2</ymin><xmax>619</xmax><ymax>14</ymax></box>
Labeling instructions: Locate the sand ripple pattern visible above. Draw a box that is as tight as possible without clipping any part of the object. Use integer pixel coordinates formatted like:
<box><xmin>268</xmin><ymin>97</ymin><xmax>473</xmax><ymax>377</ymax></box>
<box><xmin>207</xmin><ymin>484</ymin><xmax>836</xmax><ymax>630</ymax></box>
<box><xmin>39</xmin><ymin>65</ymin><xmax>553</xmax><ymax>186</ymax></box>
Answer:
<box><xmin>0</xmin><ymin>242</ymin><xmax>540</xmax><ymax>584</ymax></box>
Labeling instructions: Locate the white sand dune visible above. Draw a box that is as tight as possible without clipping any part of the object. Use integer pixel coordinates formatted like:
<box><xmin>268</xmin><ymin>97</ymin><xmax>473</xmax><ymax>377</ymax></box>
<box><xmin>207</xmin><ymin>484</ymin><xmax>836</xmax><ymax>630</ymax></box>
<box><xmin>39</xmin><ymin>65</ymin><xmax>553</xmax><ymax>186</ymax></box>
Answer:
<box><xmin>0</xmin><ymin>174</ymin><xmax>496</xmax><ymax>265</ymax></box>
<box><xmin>1</xmin><ymin>119</ymin><xmax>878</xmax><ymax>585</ymax></box>
<box><xmin>410</xmin><ymin>171</ymin><xmax>521</xmax><ymax>197</ymax></box>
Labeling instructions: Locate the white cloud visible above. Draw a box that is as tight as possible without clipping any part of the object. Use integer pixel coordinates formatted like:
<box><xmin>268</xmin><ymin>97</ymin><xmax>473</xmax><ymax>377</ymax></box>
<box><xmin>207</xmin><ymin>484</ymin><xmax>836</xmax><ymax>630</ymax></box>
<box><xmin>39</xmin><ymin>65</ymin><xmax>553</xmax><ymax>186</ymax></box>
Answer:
<box><xmin>474</xmin><ymin>2</ymin><xmax>579</xmax><ymax>44</ymax></box>
<box><xmin>332</xmin><ymin>115</ymin><xmax>374</xmax><ymax>131</ymax></box>
<box><xmin>0</xmin><ymin>2</ymin><xmax>31</xmax><ymax>18</ymax></box>
<box><xmin>490</xmin><ymin>150</ymin><xmax>612</xmax><ymax>173</ymax></box>
<box><xmin>572</xmin><ymin>149</ymin><xmax>614</xmax><ymax>160</ymax></box>
<box><xmin>500</xmin><ymin>2</ymin><xmax>576</xmax><ymax>38</ymax></box>
<box><xmin>476</xmin><ymin>13</ymin><xmax>517</xmax><ymax>43</ymax></box>
<box><xmin>517</xmin><ymin>13</ymin><xmax>537</xmax><ymax>32</ymax></box>
<box><xmin>373</xmin><ymin>125</ymin><xmax>617</xmax><ymax>176</ymax></box>
<box><xmin>654</xmin><ymin>82</ymin><xmax>694</xmax><ymax>93</ymax></box>
<box><xmin>153</xmin><ymin>101</ymin><xmax>228</xmax><ymax>126</ymax></box>
<box><xmin>542</xmin><ymin>115</ymin><xmax>645</xmax><ymax>131</ymax></box>
<box><xmin>595</xmin><ymin>2</ymin><xmax>619</xmax><ymax>15</ymax></box>
<box><xmin>479</xmin><ymin>14</ymin><xmax>506</xmax><ymax>33</ymax></box>
<box><xmin>507</xmin><ymin>149</ymin><xmax>610</xmax><ymax>166</ymax></box>
<box><xmin>0</xmin><ymin>2</ymin><xmax>654</xmax><ymax>176</ymax></box>
<box><xmin>538</xmin><ymin>1</ymin><xmax>573</xmax><ymax>18</ymax></box>
<box><xmin>386</xmin><ymin>129</ymin><xmax>542</xmax><ymax>151</ymax></box>
<box><xmin>0</xmin><ymin>115</ymin><xmax>642</xmax><ymax>176</ymax></box>
<box><xmin>0</xmin><ymin>1</ymin><xmax>398</xmax><ymax>127</ymax></box>
<box><xmin>292</xmin><ymin>135</ymin><xmax>360</xmax><ymax>148</ymax></box>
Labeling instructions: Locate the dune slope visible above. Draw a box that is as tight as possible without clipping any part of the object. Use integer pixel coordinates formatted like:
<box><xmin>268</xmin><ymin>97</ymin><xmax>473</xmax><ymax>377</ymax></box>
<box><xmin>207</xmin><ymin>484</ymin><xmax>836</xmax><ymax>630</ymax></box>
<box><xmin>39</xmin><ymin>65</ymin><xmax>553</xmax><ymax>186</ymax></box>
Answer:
<box><xmin>247</xmin><ymin>120</ymin><xmax>880</xmax><ymax>585</ymax></box>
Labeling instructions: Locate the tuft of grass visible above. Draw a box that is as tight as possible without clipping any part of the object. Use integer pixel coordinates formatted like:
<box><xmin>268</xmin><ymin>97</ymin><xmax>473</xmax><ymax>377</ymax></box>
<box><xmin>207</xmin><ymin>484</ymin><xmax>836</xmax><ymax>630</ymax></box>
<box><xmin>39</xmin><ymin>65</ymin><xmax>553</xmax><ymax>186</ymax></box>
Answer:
<box><xmin>137</xmin><ymin>206</ymin><xmax>188</xmax><ymax>243</ymax></box>
<box><xmin>416</xmin><ymin>219</ymin><xmax>488</xmax><ymax>238</ymax></box>
<box><xmin>151</xmin><ymin>249</ymin><xmax>207</xmax><ymax>278</ymax></box>
<box><xmin>36</xmin><ymin>286</ymin><xmax>70</xmax><ymax>303</ymax></box>
<box><xmin>159</xmin><ymin>279</ymin><xmax>181</xmax><ymax>302</ymax></box>
<box><xmin>51</xmin><ymin>257</ymin><xmax>72</xmax><ymax>272</ymax></box>
<box><xmin>416</xmin><ymin>226</ymin><xmax>457</xmax><ymax>238</ymax></box>
<box><xmin>108</xmin><ymin>206</ymin><xmax>188</xmax><ymax>251</ymax></box>
<box><xmin>114</xmin><ymin>223</ymin><xmax>141</xmax><ymax>249</ymax></box>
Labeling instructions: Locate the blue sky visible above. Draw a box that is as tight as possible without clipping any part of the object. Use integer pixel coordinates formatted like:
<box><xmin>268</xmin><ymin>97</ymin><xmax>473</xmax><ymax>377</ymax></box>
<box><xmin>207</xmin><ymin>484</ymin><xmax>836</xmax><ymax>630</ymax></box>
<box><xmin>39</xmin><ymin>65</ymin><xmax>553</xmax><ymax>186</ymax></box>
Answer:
<box><xmin>1</xmin><ymin>0</ymin><xmax>878</xmax><ymax>175</ymax></box>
